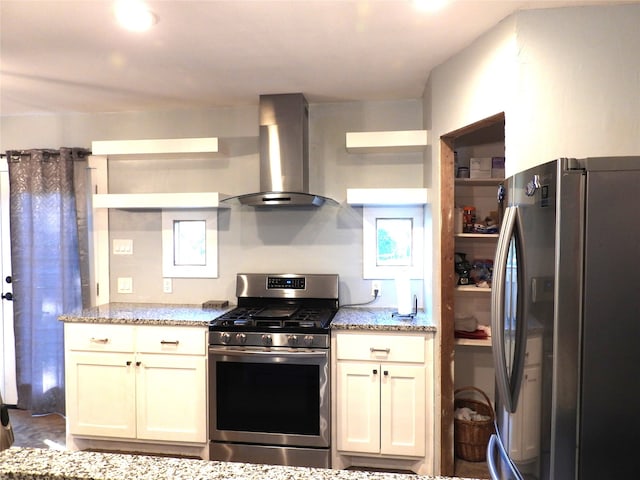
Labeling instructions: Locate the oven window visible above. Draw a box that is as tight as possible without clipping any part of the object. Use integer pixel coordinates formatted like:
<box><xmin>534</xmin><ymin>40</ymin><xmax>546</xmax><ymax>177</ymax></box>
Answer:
<box><xmin>216</xmin><ymin>361</ymin><xmax>320</xmax><ymax>435</ymax></box>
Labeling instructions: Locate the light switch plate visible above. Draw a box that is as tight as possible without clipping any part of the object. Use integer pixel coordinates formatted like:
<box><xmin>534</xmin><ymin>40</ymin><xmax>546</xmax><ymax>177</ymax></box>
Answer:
<box><xmin>163</xmin><ymin>278</ymin><xmax>172</xmax><ymax>293</ymax></box>
<box><xmin>117</xmin><ymin>277</ymin><xmax>133</xmax><ymax>293</ymax></box>
<box><xmin>113</xmin><ymin>239</ymin><xmax>133</xmax><ymax>255</ymax></box>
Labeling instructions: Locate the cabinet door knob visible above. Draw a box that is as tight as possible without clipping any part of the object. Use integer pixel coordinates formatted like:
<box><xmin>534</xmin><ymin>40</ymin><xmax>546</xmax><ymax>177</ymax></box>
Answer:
<box><xmin>373</xmin><ymin>369</ymin><xmax>378</xmax><ymax>375</ymax></box>
<box><xmin>383</xmin><ymin>370</ymin><xmax>389</xmax><ymax>376</ymax></box>
<box><xmin>126</xmin><ymin>361</ymin><xmax>132</xmax><ymax>366</ymax></box>
<box><xmin>136</xmin><ymin>361</ymin><xmax>141</xmax><ymax>367</ymax></box>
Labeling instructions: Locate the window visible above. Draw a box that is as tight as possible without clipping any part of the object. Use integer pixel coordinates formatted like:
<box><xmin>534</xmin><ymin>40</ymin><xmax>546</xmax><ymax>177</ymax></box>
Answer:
<box><xmin>173</xmin><ymin>220</ymin><xmax>206</xmax><ymax>266</ymax></box>
<box><xmin>162</xmin><ymin>209</ymin><xmax>218</xmax><ymax>278</ymax></box>
<box><xmin>363</xmin><ymin>206</ymin><xmax>424</xmax><ymax>279</ymax></box>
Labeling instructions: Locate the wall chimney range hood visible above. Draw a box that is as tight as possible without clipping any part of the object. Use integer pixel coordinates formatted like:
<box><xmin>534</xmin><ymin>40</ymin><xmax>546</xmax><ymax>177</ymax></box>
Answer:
<box><xmin>230</xmin><ymin>93</ymin><xmax>335</xmax><ymax>207</ymax></box>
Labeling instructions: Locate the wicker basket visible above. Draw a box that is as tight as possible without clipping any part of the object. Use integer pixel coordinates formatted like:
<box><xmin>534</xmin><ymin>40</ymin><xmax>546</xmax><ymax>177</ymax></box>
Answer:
<box><xmin>454</xmin><ymin>386</ymin><xmax>495</xmax><ymax>462</ymax></box>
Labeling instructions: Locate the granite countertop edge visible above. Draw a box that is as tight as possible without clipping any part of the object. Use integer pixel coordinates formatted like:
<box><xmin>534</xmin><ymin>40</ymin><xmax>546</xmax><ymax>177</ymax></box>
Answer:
<box><xmin>58</xmin><ymin>303</ymin><xmax>437</xmax><ymax>333</ymax></box>
<box><xmin>331</xmin><ymin>307</ymin><xmax>436</xmax><ymax>333</ymax></box>
<box><xmin>0</xmin><ymin>447</ymin><xmax>477</xmax><ymax>480</ymax></box>
<box><xmin>58</xmin><ymin>302</ymin><xmax>232</xmax><ymax>328</ymax></box>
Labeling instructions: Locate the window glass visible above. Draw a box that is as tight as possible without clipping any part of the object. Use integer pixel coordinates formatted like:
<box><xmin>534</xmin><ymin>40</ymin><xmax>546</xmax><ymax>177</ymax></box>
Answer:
<box><xmin>173</xmin><ymin>220</ymin><xmax>206</xmax><ymax>266</ymax></box>
<box><xmin>162</xmin><ymin>209</ymin><xmax>218</xmax><ymax>278</ymax></box>
<box><xmin>376</xmin><ymin>218</ymin><xmax>413</xmax><ymax>267</ymax></box>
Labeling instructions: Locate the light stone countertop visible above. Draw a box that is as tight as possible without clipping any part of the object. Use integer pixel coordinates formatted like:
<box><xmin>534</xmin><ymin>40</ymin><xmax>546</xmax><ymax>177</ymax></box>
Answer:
<box><xmin>331</xmin><ymin>307</ymin><xmax>436</xmax><ymax>333</ymax></box>
<box><xmin>0</xmin><ymin>448</ymin><xmax>479</xmax><ymax>480</ymax></box>
<box><xmin>58</xmin><ymin>302</ymin><xmax>232</xmax><ymax>327</ymax></box>
<box><xmin>58</xmin><ymin>304</ymin><xmax>436</xmax><ymax>334</ymax></box>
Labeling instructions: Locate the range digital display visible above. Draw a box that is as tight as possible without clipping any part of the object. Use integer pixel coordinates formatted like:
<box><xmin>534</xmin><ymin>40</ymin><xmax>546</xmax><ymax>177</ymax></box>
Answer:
<box><xmin>267</xmin><ymin>277</ymin><xmax>305</xmax><ymax>289</ymax></box>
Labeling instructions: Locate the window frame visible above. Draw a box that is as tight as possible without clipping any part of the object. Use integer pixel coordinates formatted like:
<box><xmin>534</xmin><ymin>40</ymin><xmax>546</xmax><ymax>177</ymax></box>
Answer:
<box><xmin>362</xmin><ymin>206</ymin><xmax>424</xmax><ymax>279</ymax></box>
<box><xmin>161</xmin><ymin>209</ymin><xmax>218</xmax><ymax>278</ymax></box>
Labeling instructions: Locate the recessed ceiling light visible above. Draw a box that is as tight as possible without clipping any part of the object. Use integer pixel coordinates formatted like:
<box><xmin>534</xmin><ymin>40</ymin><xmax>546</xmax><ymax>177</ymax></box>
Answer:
<box><xmin>115</xmin><ymin>0</ymin><xmax>157</xmax><ymax>32</ymax></box>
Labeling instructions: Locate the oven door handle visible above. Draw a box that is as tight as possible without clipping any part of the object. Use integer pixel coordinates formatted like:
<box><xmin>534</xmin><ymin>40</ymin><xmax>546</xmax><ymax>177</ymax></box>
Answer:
<box><xmin>209</xmin><ymin>346</ymin><xmax>328</xmax><ymax>359</ymax></box>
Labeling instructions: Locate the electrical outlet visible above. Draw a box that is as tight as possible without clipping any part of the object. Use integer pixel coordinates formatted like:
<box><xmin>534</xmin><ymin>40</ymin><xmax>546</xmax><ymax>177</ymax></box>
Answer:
<box><xmin>163</xmin><ymin>278</ymin><xmax>172</xmax><ymax>294</ymax></box>
<box><xmin>371</xmin><ymin>281</ymin><xmax>382</xmax><ymax>297</ymax></box>
<box><xmin>117</xmin><ymin>277</ymin><xmax>133</xmax><ymax>294</ymax></box>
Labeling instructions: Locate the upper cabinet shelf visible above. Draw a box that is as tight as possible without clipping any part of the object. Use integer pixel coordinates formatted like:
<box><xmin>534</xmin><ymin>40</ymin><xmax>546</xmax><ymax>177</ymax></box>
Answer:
<box><xmin>346</xmin><ymin>188</ymin><xmax>429</xmax><ymax>206</ymax></box>
<box><xmin>345</xmin><ymin>130</ymin><xmax>428</xmax><ymax>153</ymax></box>
<box><xmin>92</xmin><ymin>137</ymin><xmax>218</xmax><ymax>156</ymax></box>
<box><xmin>455</xmin><ymin>178</ymin><xmax>504</xmax><ymax>186</ymax></box>
<box><xmin>92</xmin><ymin>192</ymin><xmax>228</xmax><ymax>209</ymax></box>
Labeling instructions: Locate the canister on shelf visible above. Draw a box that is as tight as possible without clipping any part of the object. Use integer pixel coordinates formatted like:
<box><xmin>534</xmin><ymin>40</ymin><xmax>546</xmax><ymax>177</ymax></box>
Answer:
<box><xmin>463</xmin><ymin>206</ymin><xmax>476</xmax><ymax>233</ymax></box>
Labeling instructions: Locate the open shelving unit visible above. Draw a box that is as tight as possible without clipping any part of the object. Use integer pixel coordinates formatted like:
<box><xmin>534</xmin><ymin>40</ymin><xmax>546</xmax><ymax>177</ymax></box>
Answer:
<box><xmin>438</xmin><ymin>112</ymin><xmax>505</xmax><ymax>476</ymax></box>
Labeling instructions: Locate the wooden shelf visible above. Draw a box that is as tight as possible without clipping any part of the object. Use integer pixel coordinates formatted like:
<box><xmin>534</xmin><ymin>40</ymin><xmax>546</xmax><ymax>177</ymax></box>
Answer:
<box><xmin>454</xmin><ymin>337</ymin><xmax>492</xmax><ymax>347</ymax></box>
<box><xmin>346</xmin><ymin>188</ymin><xmax>430</xmax><ymax>206</ymax></box>
<box><xmin>346</xmin><ymin>130</ymin><xmax>428</xmax><ymax>153</ymax></box>
<box><xmin>455</xmin><ymin>178</ymin><xmax>504</xmax><ymax>186</ymax></box>
<box><xmin>455</xmin><ymin>233</ymin><xmax>499</xmax><ymax>239</ymax></box>
<box><xmin>92</xmin><ymin>192</ymin><xmax>228</xmax><ymax>209</ymax></box>
<box><xmin>455</xmin><ymin>285</ymin><xmax>491</xmax><ymax>293</ymax></box>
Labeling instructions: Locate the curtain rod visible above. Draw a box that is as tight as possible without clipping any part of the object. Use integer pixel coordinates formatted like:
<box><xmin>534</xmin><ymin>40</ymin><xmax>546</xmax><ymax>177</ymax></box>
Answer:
<box><xmin>1</xmin><ymin>149</ymin><xmax>92</xmax><ymax>158</ymax></box>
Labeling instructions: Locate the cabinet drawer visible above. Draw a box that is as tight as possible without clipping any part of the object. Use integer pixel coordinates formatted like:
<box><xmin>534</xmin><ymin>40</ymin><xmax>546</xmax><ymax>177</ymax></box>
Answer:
<box><xmin>136</xmin><ymin>326</ymin><xmax>205</xmax><ymax>355</ymax></box>
<box><xmin>65</xmin><ymin>323</ymin><xmax>135</xmax><ymax>353</ymax></box>
<box><xmin>336</xmin><ymin>333</ymin><xmax>425</xmax><ymax>363</ymax></box>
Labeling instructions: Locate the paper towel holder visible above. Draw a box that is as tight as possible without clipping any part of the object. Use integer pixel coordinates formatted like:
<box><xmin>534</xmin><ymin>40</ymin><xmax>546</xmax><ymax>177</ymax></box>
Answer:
<box><xmin>392</xmin><ymin>294</ymin><xmax>418</xmax><ymax>319</ymax></box>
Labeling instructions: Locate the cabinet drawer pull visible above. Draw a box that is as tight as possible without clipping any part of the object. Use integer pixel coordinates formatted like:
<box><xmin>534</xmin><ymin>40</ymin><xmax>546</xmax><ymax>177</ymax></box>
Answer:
<box><xmin>90</xmin><ymin>337</ymin><xmax>109</xmax><ymax>344</ymax></box>
<box><xmin>370</xmin><ymin>347</ymin><xmax>390</xmax><ymax>353</ymax></box>
<box><xmin>160</xmin><ymin>340</ymin><xmax>180</xmax><ymax>346</ymax></box>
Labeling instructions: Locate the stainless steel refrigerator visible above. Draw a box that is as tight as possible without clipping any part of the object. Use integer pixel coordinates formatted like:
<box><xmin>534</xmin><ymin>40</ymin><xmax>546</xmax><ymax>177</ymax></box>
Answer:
<box><xmin>487</xmin><ymin>157</ymin><xmax>640</xmax><ymax>480</ymax></box>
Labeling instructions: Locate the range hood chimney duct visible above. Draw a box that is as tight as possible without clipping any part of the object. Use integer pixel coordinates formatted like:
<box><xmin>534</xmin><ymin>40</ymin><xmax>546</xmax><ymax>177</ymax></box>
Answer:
<box><xmin>232</xmin><ymin>93</ymin><xmax>334</xmax><ymax>207</ymax></box>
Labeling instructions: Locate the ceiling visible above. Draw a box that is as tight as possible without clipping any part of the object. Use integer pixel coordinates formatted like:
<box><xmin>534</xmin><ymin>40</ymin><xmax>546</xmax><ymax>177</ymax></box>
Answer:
<box><xmin>0</xmin><ymin>0</ymin><xmax>625</xmax><ymax>116</ymax></box>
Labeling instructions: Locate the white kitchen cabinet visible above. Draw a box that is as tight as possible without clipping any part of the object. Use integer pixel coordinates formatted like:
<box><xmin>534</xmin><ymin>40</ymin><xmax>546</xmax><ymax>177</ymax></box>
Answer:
<box><xmin>337</xmin><ymin>361</ymin><xmax>426</xmax><ymax>456</ymax></box>
<box><xmin>65</xmin><ymin>322</ymin><xmax>207</xmax><ymax>453</ymax></box>
<box><xmin>509</xmin><ymin>334</ymin><xmax>542</xmax><ymax>462</ymax></box>
<box><xmin>332</xmin><ymin>331</ymin><xmax>434</xmax><ymax>475</ymax></box>
<box><xmin>66</xmin><ymin>350</ymin><xmax>137</xmax><ymax>438</ymax></box>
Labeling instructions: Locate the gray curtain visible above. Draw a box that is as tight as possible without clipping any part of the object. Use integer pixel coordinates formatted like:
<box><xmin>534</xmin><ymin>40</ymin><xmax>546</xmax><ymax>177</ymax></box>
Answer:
<box><xmin>6</xmin><ymin>148</ymin><xmax>90</xmax><ymax>414</ymax></box>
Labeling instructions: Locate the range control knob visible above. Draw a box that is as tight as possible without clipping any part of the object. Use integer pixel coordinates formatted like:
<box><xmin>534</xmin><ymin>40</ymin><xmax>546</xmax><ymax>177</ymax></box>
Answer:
<box><xmin>220</xmin><ymin>332</ymin><xmax>231</xmax><ymax>344</ymax></box>
<box><xmin>303</xmin><ymin>335</ymin><xmax>314</xmax><ymax>347</ymax></box>
<box><xmin>261</xmin><ymin>334</ymin><xmax>273</xmax><ymax>346</ymax></box>
<box><xmin>288</xmin><ymin>335</ymin><xmax>298</xmax><ymax>346</ymax></box>
<box><xmin>235</xmin><ymin>333</ymin><xmax>247</xmax><ymax>344</ymax></box>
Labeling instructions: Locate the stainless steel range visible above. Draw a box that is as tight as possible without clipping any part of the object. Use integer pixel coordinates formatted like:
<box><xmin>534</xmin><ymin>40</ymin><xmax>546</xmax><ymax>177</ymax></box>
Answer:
<box><xmin>208</xmin><ymin>273</ymin><xmax>339</xmax><ymax>468</ymax></box>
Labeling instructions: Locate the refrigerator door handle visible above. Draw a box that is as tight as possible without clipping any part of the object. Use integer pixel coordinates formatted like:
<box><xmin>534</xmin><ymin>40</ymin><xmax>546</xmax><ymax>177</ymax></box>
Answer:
<box><xmin>492</xmin><ymin>206</ymin><xmax>515</xmax><ymax>412</ymax></box>
<box><xmin>491</xmin><ymin>205</ymin><xmax>527</xmax><ymax>413</ymax></box>
<box><xmin>487</xmin><ymin>434</ymin><xmax>523</xmax><ymax>480</ymax></box>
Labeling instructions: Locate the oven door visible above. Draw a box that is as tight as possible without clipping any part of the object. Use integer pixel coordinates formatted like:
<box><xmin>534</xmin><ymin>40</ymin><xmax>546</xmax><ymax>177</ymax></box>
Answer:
<box><xmin>209</xmin><ymin>345</ymin><xmax>330</xmax><ymax>448</ymax></box>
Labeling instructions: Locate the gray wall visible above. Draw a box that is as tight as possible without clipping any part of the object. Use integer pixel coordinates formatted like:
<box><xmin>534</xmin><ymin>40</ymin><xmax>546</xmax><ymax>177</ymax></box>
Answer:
<box><xmin>1</xmin><ymin>99</ymin><xmax>428</xmax><ymax>308</ymax></box>
<box><xmin>424</xmin><ymin>2</ymin><xmax>640</xmax><ymax>327</ymax></box>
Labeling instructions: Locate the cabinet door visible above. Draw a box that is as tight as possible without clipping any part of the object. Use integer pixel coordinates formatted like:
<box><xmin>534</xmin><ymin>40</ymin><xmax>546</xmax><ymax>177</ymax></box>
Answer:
<box><xmin>380</xmin><ymin>364</ymin><xmax>426</xmax><ymax>457</ymax></box>
<box><xmin>66</xmin><ymin>351</ymin><xmax>136</xmax><ymax>438</ymax></box>
<box><xmin>520</xmin><ymin>365</ymin><xmax>541</xmax><ymax>460</ymax></box>
<box><xmin>509</xmin><ymin>365</ymin><xmax>541</xmax><ymax>461</ymax></box>
<box><xmin>136</xmin><ymin>354</ymin><xmax>207</xmax><ymax>442</ymax></box>
<box><xmin>336</xmin><ymin>362</ymin><xmax>380</xmax><ymax>454</ymax></box>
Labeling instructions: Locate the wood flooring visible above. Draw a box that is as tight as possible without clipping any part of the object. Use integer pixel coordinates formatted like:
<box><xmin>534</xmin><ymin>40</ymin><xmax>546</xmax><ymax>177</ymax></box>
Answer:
<box><xmin>6</xmin><ymin>408</ymin><xmax>66</xmax><ymax>449</ymax></box>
